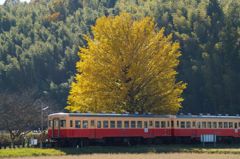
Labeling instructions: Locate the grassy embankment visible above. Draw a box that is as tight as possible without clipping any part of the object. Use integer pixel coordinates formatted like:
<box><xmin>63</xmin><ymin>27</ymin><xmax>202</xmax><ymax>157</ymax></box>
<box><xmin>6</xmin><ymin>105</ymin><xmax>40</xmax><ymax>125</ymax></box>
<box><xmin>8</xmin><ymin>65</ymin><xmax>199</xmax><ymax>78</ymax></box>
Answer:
<box><xmin>4</xmin><ymin>154</ymin><xmax>240</xmax><ymax>159</ymax></box>
<box><xmin>1</xmin><ymin>145</ymin><xmax>240</xmax><ymax>158</ymax></box>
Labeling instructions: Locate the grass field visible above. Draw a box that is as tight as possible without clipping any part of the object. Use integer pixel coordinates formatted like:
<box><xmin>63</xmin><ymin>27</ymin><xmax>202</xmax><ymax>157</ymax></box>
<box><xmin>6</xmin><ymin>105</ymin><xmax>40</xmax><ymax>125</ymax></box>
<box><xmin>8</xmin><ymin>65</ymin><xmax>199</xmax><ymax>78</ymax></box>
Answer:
<box><xmin>0</xmin><ymin>148</ymin><xmax>64</xmax><ymax>157</ymax></box>
<box><xmin>1</xmin><ymin>145</ymin><xmax>240</xmax><ymax>158</ymax></box>
<box><xmin>3</xmin><ymin>153</ymin><xmax>240</xmax><ymax>159</ymax></box>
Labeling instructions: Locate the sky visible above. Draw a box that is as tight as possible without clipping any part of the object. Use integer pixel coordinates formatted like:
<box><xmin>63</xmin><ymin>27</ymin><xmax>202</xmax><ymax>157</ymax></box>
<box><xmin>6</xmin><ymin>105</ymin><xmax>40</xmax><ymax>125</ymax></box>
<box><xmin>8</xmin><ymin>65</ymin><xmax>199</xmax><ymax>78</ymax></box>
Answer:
<box><xmin>0</xmin><ymin>0</ymin><xmax>30</xmax><ymax>5</ymax></box>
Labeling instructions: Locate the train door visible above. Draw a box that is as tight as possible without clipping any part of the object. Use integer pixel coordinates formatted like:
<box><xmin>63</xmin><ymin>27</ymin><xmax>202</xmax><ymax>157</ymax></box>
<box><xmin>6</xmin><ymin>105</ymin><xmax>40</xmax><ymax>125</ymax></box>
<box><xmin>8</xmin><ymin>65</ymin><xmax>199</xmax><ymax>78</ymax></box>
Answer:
<box><xmin>144</xmin><ymin>121</ymin><xmax>148</xmax><ymax>132</ymax></box>
<box><xmin>238</xmin><ymin>122</ymin><xmax>240</xmax><ymax>137</ymax></box>
<box><xmin>192</xmin><ymin>121</ymin><xmax>197</xmax><ymax>138</ymax></box>
<box><xmin>90</xmin><ymin>119</ymin><xmax>96</xmax><ymax>139</ymax></box>
<box><xmin>149</xmin><ymin>120</ymin><xmax>154</xmax><ymax>137</ymax></box>
<box><xmin>167</xmin><ymin>120</ymin><xmax>171</xmax><ymax>136</ymax></box>
<box><xmin>52</xmin><ymin>118</ymin><xmax>60</xmax><ymax>138</ymax></box>
<box><xmin>234</xmin><ymin>122</ymin><xmax>239</xmax><ymax>137</ymax></box>
<box><xmin>144</xmin><ymin>121</ymin><xmax>149</xmax><ymax>138</ymax></box>
<box><xmin>171</xmin><ymin>119</ymin><xmax>175</xmax><ymax>137</ymax></box>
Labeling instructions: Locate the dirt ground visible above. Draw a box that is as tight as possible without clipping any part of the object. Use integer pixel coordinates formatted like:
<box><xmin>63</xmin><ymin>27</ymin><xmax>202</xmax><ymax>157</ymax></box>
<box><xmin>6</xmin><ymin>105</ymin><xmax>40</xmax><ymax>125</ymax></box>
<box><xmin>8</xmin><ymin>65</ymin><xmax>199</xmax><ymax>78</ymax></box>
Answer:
<box><xmin>2</xmin><ymin>153</ymin><xmax>240</xmax><ymax>159</ymax></box>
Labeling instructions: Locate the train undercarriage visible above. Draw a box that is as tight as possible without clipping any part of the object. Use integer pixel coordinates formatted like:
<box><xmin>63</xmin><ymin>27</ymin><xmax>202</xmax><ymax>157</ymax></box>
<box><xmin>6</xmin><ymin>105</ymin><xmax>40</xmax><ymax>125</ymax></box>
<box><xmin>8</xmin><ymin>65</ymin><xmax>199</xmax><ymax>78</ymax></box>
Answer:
<box><xmin>49</xmin><ymin>136</ymin><xmax>240</xmax><ymax>148</ymax></box>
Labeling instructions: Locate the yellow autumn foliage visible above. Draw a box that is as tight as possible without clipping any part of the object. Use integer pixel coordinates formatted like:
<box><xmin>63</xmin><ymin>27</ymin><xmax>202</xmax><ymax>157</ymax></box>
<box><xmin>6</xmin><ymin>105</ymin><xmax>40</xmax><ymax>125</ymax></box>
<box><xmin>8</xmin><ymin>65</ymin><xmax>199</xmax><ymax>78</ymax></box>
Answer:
<box><xmin>66</xmin><ymin>13</ymin><xmax>186</xmax><ymax>114</ymax></box>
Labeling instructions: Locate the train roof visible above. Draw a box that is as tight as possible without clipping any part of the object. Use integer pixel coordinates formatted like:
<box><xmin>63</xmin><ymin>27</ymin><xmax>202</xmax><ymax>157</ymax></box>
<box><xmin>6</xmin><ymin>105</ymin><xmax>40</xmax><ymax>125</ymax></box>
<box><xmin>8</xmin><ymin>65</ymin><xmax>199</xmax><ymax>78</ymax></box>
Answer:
<box><xmin>48</xmin><ymin>112</ymin><xmax>173</xmax><ymax>118</ymax></box>
<box><xmin>48</xmin><ymin>113</ymin><xmax>240</xmax><ymax>119</ymax></box>
<box><xmin>176</xmin><ymin>114</ymin><xmax>240</xmax><ymax>119</ymax></box>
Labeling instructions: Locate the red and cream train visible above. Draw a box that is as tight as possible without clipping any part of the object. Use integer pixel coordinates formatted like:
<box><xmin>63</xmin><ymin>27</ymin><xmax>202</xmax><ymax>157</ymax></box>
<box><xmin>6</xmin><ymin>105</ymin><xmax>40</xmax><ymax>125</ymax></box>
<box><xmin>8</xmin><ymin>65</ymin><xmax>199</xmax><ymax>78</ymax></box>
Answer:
<box><xmin>48</xmin><ymin>113</ymin><xmax>240</xmax><ymax>146</ymax></box>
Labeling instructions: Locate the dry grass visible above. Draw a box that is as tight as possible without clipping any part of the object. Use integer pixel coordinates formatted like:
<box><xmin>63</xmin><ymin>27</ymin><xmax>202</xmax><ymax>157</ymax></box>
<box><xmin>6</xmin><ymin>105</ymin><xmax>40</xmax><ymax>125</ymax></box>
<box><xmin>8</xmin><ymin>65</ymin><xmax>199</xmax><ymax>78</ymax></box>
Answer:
<box><xmin>3</xmin><ymin>153</ymin><xmax>240</xmax><ymax>159</ymax></box>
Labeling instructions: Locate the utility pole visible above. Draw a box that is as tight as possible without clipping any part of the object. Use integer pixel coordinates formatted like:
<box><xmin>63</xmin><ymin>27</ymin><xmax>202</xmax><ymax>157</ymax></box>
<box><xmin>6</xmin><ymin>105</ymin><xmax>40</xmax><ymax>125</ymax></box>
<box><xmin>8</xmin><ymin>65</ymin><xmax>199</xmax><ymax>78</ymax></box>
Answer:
<box><xmin>40</xmin><ymin>102</ymin><xmax>48</xmax><ymax>148</ymax></box>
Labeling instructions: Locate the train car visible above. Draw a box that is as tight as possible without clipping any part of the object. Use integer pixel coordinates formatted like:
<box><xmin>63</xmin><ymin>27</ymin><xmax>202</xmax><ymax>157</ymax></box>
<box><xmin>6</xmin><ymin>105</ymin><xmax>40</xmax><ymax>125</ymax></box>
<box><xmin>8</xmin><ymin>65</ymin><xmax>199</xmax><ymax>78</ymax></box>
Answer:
<box><xmin>48</xmin><ymin>113</ymin><xmax>173</xmax><ymax>146</ymax></box>
<box><xmin>173</xmin><ymin>114</ymin><xmax>240</xmax><ymax>142</ymax></box>
<box><xmin>48</xmin><ymin>113</ymin><xmax>240</xmax><ymax>146</ymax></box>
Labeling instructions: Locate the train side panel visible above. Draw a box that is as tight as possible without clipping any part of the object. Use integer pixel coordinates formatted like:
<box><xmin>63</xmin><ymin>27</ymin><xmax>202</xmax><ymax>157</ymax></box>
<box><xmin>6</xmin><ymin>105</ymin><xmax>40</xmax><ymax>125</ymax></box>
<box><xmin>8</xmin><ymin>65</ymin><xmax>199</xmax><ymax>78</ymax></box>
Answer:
<box><xmin>48</xmin><ymin>113</ymin><xmax>240</xmax><ymax>144</ymax></box>
<box><xmin>173</xmin><ymin>117</ymin><xmax>240</xmax><ymax>139</ymax></box>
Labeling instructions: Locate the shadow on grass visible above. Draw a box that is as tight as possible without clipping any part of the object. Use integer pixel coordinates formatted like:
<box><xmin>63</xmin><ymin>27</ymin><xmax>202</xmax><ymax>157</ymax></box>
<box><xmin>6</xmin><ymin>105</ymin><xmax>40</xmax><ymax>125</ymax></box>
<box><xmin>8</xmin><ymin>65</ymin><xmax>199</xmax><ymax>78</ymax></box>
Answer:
<box><xmin>57</xmin><ymin>144</ymin><xmax>240</xmax><ymax>155</ymax></box>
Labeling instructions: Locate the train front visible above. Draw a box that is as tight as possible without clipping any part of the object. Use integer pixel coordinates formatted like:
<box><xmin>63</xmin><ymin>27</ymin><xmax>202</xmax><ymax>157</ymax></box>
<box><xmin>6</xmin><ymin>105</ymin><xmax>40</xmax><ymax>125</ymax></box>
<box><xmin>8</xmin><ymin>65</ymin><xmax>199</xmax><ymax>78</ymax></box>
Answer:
<box><xmin>48</xmin><ymin>113</ymin><xmax>68</xmax><ymax>140</ymax></box>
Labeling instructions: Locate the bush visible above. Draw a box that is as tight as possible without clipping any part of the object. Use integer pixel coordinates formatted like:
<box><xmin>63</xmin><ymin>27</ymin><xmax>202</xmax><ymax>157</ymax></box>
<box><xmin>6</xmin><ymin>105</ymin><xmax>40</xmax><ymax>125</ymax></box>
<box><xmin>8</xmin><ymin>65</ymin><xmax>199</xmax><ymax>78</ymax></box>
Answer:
<box><xmin>0</xmin><ymin>130</ymin><xmax>48</xmax><ymax>148</ymax></box>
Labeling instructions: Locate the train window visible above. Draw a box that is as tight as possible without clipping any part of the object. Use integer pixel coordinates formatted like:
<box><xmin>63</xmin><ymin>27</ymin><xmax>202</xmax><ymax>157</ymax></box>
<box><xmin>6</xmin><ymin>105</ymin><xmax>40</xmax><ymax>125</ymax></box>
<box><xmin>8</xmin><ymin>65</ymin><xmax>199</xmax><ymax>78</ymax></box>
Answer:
<box><xmin>207</xmin><ymin>122</ymin><xmax>212</xmax><ymax>128</ymax></box>
<box><xmin>192</xmin><ymin>121</ymin><xmax>196</xmax><ymax>128</ymax></box>
<box><xmin>103</xmin><ymin>121</ymin><xmax>109</xmax><ymax>128</ymax></box>
<box><xmin>167</xmin><ymin>121</ymin><xmax>170</xmax><ymax>127</ymax></box>
<box><xmin>117</xmin><ymin>121</ymin><xmax>122</xmax><ymax>128</ymax></box>
<box><xmin>224</xmin><ymin>122</ymin><xmax>228</xmax><ymax>128</ymax></box>
<box><xmin>49</xmin><ymin>120</ymin><xmax>52</xmax><ymax>127</ymax></box>
<box><xmin>110</xmin><ymin>121</ymin><xmax>115</xmax><ymax>128</ymax></box>
<box><xmin>235</xmin><ymin>123</ymin><xmax>238</xmax><ymax>129</ymax></box>
<box><xmin>171</xmin><ymin>121</ymin><xmax>174</xmax><ymax>127</ymax></box>
<box><xmin>213</xmin><ymin>122</ymin><xmax>217</xmax><ymax>128</ymax></box>
<box><xmin>131</xmin><ymin>121</ymin><xmax>136</xmax><ymax>128</ymax></box>
<box><xmin>239</xmin><ymin>122</ymin><xmax>240</xmax><ymax>128</ymax></box>
<box><xmin>54</xmin><ymin>120</ymin><xmax>59</xmax><ymax>127</ymax></box>
<box><xmin>60</xmin><ymin>120</ymin><xmax>66</xmax><ymax>128</ymax></box>
<box><xmin>218</xmin><ymin>122</ymin><xmax>223</xmax><ymax>128</ymax></box>
<box><xmin>177</xmin><ymin>121</ymin><xmax>179</xmax><ymax>127</ymax></box>
<box><xmin>202</xmin><ymin>122</ymin><xmax>206</xmax><ymax>128</ymax></box>
<box><xmin>197</xmin><ymin>122</ymin><xmax>201</xmax><ymax>128</ymax></box>
<box><xmin>137</xmin><ymin>121</ymin><xmax>142</xmax><ymax>128</ymax></box>
<box><xmin>75</xmin><ymin>120</ymin><xmax>81</xmax><ymax>128</ymax></box>
<box><xmin>83</xmin><ymin>120</ymin><xmax>88</xmax><ymax>128</ymax></box>
<box><xmin>161</xmin><ymin>121</ymin><xmax>166</xmax><ymax>128</ymax></box>
<box><xmin>124</xmin><ymin>121</ymin><xmax>129</xmax><ymax>128</ymax></box>
<box><xmin>97</xmin><ymin>121</ymin><xmax>102</xmax><ymax>128</ymax></box>
<box><xmin>155</xmin><ymin>121</ymin><xmax>160</xmax><ymax>128</ymax></box>
<box><xmin>149</xmin><ymin>121</ymin><xmax>153</xmax><ymax>127</ymax></box>
<box><xmin>180</xmin><ymin>121</ymin><xmax>185</xmax><ymax>128</ymax></box>
<box><xmin>144</xmin><ymin>121</ymin><xmax>148</xmax><ymax>128</ymax></box>
<box><xmin>186</xmin><ymin>121</ymin><xmax>191</xmax><ymax>128</ymax></box>
<box><xmin>229</xmin><ymin>122</ymin><xmax>233</xmax><ymax>128</ymax></box>
<box><xmin>91</xmin><ymin>120</ymin><xmax>95</xmax><ymax>127</ymax></box>
<box><xmin>70</xmin><ymin>120</ymin><xmax>73</xmax><ymax>127</ymax></box>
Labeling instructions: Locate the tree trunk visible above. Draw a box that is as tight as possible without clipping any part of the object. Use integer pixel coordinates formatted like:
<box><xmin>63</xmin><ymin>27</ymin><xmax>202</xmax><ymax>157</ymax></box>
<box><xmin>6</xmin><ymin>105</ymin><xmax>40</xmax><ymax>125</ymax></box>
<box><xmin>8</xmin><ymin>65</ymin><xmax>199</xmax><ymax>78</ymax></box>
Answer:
<box><xmin>10</xmin><ymin>139</ymin><xmax>14</xmax><ymax>148</ymax></box>
<box><xmin>9</xmin><ymin>132</ymin><xmax>15</xmax><ymax>148</ymax></box>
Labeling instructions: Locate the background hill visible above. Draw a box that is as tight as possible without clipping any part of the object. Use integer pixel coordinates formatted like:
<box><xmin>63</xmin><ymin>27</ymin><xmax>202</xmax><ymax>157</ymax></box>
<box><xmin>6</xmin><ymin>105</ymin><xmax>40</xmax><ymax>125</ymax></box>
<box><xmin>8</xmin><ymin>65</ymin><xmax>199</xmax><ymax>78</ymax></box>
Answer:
<box><xmin>0</xmin><ymin>0</ymin><xmax>239</xmax><ymax>114</ymax></box>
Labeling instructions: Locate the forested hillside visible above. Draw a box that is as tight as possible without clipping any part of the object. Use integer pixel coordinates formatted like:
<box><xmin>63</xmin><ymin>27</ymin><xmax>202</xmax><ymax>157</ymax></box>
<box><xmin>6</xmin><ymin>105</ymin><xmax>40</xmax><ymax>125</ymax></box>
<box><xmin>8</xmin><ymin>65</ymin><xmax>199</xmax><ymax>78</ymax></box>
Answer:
<box><xmin>0</xmin><ymin>0</ymin><xmax>240</xmax><ymax>114</ymax></box>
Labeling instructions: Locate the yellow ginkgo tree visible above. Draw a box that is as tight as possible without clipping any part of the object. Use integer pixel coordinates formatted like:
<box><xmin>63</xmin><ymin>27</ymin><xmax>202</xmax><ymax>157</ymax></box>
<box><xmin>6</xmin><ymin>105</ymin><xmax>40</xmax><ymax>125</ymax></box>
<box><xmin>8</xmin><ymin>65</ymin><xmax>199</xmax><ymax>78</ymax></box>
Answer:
<box><xmin>66</xmin><ymin>13</ymin><xmax>186</xmax><ymax>114</ymax></box>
